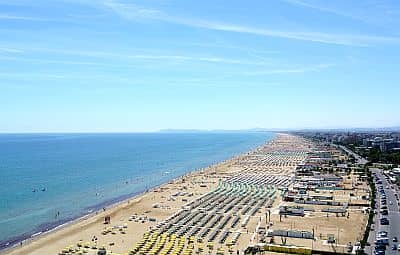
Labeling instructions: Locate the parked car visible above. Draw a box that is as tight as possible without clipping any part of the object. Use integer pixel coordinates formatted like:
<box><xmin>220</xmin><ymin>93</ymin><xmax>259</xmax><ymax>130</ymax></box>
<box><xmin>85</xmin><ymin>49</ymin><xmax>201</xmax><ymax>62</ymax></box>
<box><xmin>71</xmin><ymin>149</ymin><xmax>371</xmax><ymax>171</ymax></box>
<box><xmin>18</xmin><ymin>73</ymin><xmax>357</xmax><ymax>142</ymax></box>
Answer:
<box><xmin>393</xmin><ymin>237</ymin><xmax>398</xmax><ymax>242</ymax></box>
<box><xmin>375</xmin><ymin>242</ymin><xmax>388</xmax><ymax>250</ymax></box>
<box><xmin>375</xmin><ymin>242</ymin><xmax>387</xmax><ymax>250</ymax></box>
<box><xmin>380</xmin><ymin>218</ymin><xmax>389</xmax><ymax>225</ymax></box>
<box><xmin>377</xmin><ymin>231</ymin><xmax>388</xmax><ymax>238</ymax></box>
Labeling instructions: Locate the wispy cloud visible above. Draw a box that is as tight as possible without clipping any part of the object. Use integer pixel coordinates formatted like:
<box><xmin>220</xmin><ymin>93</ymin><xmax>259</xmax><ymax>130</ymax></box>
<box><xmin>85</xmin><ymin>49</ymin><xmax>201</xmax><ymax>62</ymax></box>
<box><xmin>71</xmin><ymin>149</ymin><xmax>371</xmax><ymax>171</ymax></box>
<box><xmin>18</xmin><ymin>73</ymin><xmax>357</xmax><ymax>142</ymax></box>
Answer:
<box><xmin>281</xmin><ymin>0</ymin><xmax>400</xmax><ymax>26</ymax></box>
<box><xmin>0</xmin><ymin>47</ymin><xmax>24</xmax><ymax>53</ymax></box>
<box><xmin>103</xmin><ymin>1</ymin><xmax>163</xmax><ymax>20</ymax></box>
<box><xmin>243</xmin><ymin>63</ymin><xmax>333</xmax><ymax>76</ymax></box>
<box><xmin>0</xmin><ymin>14</ymin><xmax>47</xmax><ymax>21</ymax></box>
<box><xmin>103</xmin><ymin>0</ymin><xmax>400</xmax><ymax>47</ymax></box>
<box><xmin>280</xmin><ymin>0</ymin><xmax>368</xmax><ymax>22</ymax></box>
<box><xmin>0</xmin><ymin>55</ymin><xmax>105</xmax><ymax>66</ymax></box>
<box><xmin>0</xmin><ymin>72</ymin><xmax>67</xmax><ymax>79</ymax></box>
<box><xmin>0</xmin><ymin>46</ymin><xmax>271</xmax><ymax>66</ymax></box>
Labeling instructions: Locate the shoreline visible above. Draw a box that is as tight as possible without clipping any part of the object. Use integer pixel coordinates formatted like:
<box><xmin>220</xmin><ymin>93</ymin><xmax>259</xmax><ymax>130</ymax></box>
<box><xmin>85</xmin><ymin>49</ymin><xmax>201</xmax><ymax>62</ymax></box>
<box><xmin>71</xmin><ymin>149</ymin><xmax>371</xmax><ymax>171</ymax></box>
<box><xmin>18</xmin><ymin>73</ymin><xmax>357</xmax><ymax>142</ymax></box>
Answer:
<box><xmin>0</xmin><ymin>135</ymin><xmax>276</xmax><ymax>254</ymax></box>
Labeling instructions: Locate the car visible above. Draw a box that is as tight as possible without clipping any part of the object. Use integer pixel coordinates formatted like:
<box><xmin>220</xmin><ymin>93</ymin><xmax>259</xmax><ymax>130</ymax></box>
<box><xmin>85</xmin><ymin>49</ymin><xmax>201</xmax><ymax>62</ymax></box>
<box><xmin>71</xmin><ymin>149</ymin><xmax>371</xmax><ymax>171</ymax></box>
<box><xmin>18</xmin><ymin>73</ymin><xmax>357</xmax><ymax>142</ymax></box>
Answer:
<box><xmin>375</xmin><ymin>247</ymin><xmax>386</xmax><ymax>254</ymax></box>
<box><xmin>374</xmin><ymin>250</ymin><xmax>385</xmax><ymax>255</ymax></box>
<box><xmin>393</xmin><ymin>237</ymin><xmax>398</xmax><ymax>242</ymax></box>
<box><xmin>381</xmin><ymin>209</ymin><xmax>388</xmax><ymax>215</ymax></box>
<box><xmin>380</xmin><ymin>218</ymin><xmax>389</xmax><ymax>225</ymax></box>
<box><xmin>392</xmin><ymin>245</ymin><xmax>397</xmax><ymax>250</ymax></box>
<box><xmin>377</xmin><ymin>231</ymin><xmax>388</xmax><ymax>238</ymax></box>
<box><xmin>389</xmin><ymin>201</ymin><xmax>393</xmax><ymax>205</ymax></box>
<box><xmin>376</xmin><ymin>245</ymin><xmax>386</xmax><ymax>251</ymax></box>
<box><xmin>398</xmin><ymin>244</ymin><xmax>400</xmax><ymax>250</ymax></box>
<box><xmin>375</xmin><ymin>243</ymin><xmax>387</xmax><ymax>250</ymax></box>
<box><xmin>376</xmin><ymin>241</ymin><xmax>387</xmax><ymax>248</ymax></box>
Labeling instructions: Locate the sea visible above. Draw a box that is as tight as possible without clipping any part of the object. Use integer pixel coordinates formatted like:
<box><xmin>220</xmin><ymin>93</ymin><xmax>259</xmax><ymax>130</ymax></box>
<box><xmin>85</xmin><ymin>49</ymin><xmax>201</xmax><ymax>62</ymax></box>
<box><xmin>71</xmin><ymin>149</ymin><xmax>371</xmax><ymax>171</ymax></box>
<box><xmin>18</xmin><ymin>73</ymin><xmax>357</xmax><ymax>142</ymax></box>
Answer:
<box><xmin>0</xmin><ymin>132</ymin><xmax>274</xmax><ymax>249</ymax></box>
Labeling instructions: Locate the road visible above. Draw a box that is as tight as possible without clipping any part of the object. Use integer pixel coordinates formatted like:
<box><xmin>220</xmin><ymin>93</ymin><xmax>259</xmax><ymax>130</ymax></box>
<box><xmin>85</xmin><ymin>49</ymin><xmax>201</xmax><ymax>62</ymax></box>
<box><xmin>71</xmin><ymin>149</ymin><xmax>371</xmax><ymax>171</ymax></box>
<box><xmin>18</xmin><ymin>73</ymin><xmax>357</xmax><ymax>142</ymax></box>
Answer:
<box><xmin>337</xmin><ymin>145</ymin><xmax>369</xmax><ymax>165</ymax></box>
<box><xmin>366</xmin><ymin>168</ymin><xmax>400</xmax><ymax>255</ymax></box>
<box><xmin>335</xmin><ymin>145</ymin><xmax>400</xmax><ymax>254</ymax></box>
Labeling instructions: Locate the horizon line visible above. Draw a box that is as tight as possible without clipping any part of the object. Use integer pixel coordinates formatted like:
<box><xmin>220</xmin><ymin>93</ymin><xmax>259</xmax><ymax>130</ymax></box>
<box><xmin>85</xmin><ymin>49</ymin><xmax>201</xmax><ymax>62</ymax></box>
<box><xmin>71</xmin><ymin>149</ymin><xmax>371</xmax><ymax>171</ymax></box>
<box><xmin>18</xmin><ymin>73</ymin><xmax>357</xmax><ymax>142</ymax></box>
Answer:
<box><xmin>1</xmin><ymin>126</ymin><xmax>400</xmax><ymax>134</ymax></box>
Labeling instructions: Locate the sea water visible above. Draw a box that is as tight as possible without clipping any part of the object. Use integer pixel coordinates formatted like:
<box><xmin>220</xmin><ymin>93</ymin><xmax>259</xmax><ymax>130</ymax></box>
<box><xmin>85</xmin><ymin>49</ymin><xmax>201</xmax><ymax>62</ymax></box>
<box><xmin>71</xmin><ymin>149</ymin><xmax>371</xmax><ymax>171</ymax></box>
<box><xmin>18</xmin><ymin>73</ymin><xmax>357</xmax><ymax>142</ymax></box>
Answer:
<box><xmin>0</xmin><ymin>132</ymin><xmax>274</xmax><ymax>248</ymax></box>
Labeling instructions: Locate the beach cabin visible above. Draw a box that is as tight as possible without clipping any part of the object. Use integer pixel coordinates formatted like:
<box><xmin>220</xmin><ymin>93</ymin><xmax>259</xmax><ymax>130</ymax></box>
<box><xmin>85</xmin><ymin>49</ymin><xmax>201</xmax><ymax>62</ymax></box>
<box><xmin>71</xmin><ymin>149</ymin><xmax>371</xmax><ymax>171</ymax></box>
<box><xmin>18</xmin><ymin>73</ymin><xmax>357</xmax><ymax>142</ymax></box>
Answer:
<box><xmin>104</xmin><ymin>215</ymin><xmax>111</xmax><ymax>224</ymax></box>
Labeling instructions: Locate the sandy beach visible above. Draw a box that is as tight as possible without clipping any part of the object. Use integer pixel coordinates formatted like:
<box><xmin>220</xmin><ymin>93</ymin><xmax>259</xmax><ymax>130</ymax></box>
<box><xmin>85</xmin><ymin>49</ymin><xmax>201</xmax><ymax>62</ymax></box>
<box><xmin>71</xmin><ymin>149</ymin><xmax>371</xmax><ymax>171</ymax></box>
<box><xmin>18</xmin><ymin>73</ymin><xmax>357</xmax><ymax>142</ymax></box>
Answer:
<box><xmin>3</xmin><ymin>133</ymin><xmax>363</xmax><ymax>255</ymax></box>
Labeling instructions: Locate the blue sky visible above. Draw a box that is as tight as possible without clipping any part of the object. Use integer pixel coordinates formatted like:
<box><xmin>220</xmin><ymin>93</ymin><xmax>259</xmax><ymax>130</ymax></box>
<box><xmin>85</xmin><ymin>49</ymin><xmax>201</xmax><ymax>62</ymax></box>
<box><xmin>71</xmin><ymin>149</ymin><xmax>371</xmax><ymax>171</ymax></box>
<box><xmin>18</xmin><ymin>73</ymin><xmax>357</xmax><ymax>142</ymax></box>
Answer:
<box><xmin>1</xmin><ymin>0</ymin><xmax>400</xmax><ymax>132</ymax></box>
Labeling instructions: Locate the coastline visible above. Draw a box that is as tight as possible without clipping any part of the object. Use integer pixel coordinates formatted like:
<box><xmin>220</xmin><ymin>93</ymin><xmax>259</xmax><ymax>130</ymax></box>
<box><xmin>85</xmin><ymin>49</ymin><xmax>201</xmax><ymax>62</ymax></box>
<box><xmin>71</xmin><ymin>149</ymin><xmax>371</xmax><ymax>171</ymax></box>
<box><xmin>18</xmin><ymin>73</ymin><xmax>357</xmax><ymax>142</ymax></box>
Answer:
<box><xmin>0</xmin><ymin>134</ymin><xmax>276</xmax><ymax>255</ymax></box>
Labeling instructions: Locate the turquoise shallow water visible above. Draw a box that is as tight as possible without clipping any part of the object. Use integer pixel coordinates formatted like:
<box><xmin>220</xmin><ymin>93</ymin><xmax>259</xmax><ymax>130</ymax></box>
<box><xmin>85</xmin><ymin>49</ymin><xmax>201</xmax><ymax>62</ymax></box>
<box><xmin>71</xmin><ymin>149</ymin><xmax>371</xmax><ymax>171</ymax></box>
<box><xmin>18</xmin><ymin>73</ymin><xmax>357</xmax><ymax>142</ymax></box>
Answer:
<box><xmin>0</xmin><ymin>132</ymin><xmax>274</xmax><ymax>248</ymax></box>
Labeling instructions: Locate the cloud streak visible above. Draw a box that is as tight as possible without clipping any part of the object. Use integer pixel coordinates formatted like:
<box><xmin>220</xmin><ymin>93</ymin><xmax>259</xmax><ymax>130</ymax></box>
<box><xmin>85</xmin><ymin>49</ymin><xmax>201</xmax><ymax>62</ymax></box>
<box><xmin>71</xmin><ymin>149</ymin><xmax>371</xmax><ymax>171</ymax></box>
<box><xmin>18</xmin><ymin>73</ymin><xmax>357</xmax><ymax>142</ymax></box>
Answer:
<box><xmin>0</xmin><ymin>47</ymin><xmax>24</xmax><ymax>53</ymax></box>
<box><xmin>0</xmin><ymin>13</ymin><xmax>48</xmax><ymax>21</ymax></box>
<box><xmin>243</xmin><ymin>63</ymin><xmax>333</xmax><ymax>76</ymax></box>
<box><xmin>103</xmin><ymin>0</ymin><xmax>400</xmax><ymax>47</ymax></box>
<box><xmin>0</xmin><ymin>45</ymin><xmax>271</xmax><ymax>66</ymax></box>
<box><xmin>280</xmin><ymin>0</ymin><xmax>368</xmax><ymax>22</ymax></box>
